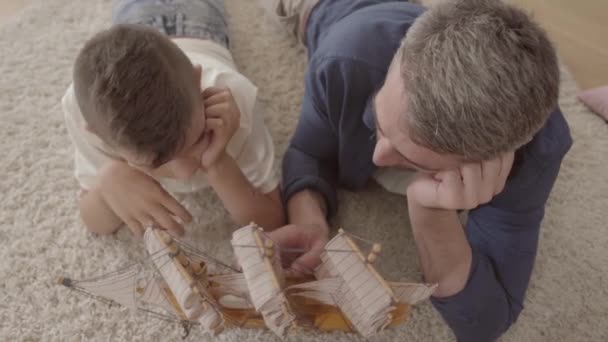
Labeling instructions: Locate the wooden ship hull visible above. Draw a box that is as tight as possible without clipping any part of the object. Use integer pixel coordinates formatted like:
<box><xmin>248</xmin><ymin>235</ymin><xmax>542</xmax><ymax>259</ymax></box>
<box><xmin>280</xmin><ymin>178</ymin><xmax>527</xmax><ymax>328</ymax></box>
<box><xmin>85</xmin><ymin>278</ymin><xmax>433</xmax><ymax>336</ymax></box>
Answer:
<box><xmin>57</xmin><ymin>224</ymin><xmax>436</xmax><ymax>337</ymax></box>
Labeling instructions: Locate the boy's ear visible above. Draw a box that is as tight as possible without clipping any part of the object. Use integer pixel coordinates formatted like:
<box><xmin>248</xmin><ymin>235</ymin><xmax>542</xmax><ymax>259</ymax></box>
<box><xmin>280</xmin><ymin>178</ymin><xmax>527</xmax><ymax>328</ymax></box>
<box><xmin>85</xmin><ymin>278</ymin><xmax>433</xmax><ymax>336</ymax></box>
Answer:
<box><xmin>194</xmin><ymin>64</ymin><xmax>202</xmax><ymax>89</ymax></box>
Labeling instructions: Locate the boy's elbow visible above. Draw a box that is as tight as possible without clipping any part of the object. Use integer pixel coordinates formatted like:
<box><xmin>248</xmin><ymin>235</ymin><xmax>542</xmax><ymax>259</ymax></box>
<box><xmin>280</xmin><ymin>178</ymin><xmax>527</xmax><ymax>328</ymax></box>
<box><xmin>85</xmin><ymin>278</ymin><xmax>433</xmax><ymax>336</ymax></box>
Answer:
<box><xmin>265</xmin><ymin>206</ymin><xmax>286</xmax><ymax>230</ymax></box>
<box><xmin>78</xmin><ymin>190</ymin><xmax>121</xmax><ymax>235</ymax></box>
<box><xmin>235</xmin><ymin>206</ymin><xmax>285</xmax><ymax>231</ymax></box>
<box><xmin>259</xmin><ymin>188</ymin><xmax>286</xmax><ymax>230</ymax></box>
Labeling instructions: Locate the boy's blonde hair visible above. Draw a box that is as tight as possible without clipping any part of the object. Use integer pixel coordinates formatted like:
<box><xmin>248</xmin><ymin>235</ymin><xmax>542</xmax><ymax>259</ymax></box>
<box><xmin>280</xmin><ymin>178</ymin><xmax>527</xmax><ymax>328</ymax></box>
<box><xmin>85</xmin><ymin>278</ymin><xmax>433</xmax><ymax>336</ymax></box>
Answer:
<box><xmin>73</xmin><ymin>24</ymin><xmax>200</xmax><ymax>166</ymax></box>
<box><xmin>400</xmin><ymin>0</ymin><xmax>559</xmax><ymax>160</ymax></box>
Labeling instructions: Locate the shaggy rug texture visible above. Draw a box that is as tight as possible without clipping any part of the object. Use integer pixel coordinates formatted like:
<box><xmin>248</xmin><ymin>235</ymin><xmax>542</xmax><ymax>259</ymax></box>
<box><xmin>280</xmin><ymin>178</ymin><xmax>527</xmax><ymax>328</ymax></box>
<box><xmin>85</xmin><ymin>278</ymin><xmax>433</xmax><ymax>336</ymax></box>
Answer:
<box><xmin>1</xmin><ymin>0</ymin><xmax>607</xmax><ymax>341</ymax></box>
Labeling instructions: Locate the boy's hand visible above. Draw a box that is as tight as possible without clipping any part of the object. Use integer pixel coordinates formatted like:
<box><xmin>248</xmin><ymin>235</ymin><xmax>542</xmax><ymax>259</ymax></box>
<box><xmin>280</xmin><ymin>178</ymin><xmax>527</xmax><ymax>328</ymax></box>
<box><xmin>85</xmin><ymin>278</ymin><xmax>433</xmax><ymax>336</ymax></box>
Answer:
<box><xmin>406</xmin><ymin>152</ymin><xmax>515</xmax><ymax>210</ymax></box>
<box><xmin>97</xmin><ymin>162</ymin><xmax>192</xmax><ymax>237</ymax></box>
<box><xmin>201</xmin><ymin>87</ymin><xmax>240</xmax><ymax>171</ymax></box>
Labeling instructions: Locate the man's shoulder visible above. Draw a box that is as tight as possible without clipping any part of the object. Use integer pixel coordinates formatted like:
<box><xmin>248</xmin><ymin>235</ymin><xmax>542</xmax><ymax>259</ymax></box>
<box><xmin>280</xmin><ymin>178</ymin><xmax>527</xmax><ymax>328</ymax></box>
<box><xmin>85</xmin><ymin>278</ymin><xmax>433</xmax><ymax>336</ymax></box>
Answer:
<box><xmin>308</xmin><ymin>1</ymin><xmax>424</xmax><ymax>68</ymax></box>
<box><xmin>499</xmin><ymin>108</ymin><xmax>572</xmax><ymax>199</ymax></box>
<box><xmin>521</xmin><ymin>109</ymin><xmax>573</xmax><ymax>168</ymax></box>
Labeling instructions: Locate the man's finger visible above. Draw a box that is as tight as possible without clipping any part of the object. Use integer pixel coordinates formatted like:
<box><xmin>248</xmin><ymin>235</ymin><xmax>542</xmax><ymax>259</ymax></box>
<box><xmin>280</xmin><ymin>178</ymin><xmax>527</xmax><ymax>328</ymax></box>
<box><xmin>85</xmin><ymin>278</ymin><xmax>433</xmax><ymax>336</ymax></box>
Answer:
<box><xmin>291</xmin><ymin>240</ymin><xmax>325</xmax><ymax>275</ymax></box>
<box><xmin>432</xmin><ymin>170</ymin><xmax>463</xmax><ymax>209</ymax></box>
<box><xmin>266</xmin><ymin>224</ymin><xmax>309</xmax><ymax>250</ymax></box>
<box><xmin>481</xmin><ymin>157</ymin><xmax>501</xmax><ymax>196</ymax></box>
<box><xmin>496</xmin><ymin>152</ymin><xmax>515</xmax><ymax>195</ymax></box>
<box><xmin>460</xmin><ymin>163</ymin><xmax>483</xmax><ymax>207</ymax></box>
<box><xmin>407</xmin><ymin>173</ymin><xmax>441</xmax><ymax>208</ymax></box>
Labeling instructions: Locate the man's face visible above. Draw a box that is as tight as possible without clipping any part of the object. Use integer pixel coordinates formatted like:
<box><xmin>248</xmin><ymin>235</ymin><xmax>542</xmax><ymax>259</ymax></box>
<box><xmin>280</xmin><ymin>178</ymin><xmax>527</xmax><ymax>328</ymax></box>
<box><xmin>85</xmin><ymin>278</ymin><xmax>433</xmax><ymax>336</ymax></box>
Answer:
<box><xmin>372</xmin><ymin>55</ymin><xmax>462</xmax><ymax>173</ymax></box>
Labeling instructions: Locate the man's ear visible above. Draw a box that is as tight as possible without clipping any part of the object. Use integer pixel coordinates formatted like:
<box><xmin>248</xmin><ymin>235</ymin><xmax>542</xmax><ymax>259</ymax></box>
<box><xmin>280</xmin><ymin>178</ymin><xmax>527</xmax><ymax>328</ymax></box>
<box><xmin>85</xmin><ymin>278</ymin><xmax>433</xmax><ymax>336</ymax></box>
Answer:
<box><xmin>194</xmin><ymin>64</ymin><xmax>202</xmax><ymax>90</ymax></box>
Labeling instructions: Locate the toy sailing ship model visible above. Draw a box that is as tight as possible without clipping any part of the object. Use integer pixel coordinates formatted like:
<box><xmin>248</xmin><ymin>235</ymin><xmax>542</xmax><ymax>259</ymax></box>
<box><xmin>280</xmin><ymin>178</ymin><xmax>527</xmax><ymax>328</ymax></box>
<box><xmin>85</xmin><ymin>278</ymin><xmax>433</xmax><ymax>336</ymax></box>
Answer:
<box><xmin>56</xmin><ymin>223</ymin><xmax>437</xmax><ymax>338</ymax></box>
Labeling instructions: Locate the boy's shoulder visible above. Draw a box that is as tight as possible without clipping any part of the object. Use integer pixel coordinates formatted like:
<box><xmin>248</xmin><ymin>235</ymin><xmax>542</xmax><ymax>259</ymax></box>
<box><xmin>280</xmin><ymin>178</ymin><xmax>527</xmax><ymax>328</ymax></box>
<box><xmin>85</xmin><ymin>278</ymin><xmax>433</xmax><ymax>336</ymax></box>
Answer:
<box><xmin>172</xmin><ymin>38</ymin><xmax>260</xmax><ymax>140</ymax></box>
<box><xmin>61</xmin><ymin>84</ymin><xmax>122</xmax><ymax>191</ymax></box>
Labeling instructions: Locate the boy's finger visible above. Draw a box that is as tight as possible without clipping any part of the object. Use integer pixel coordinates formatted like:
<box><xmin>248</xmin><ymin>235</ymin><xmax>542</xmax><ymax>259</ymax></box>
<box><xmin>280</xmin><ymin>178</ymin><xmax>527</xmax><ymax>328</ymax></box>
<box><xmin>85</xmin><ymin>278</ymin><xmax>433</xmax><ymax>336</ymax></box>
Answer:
<box><xmin>126</xmin><ymin>219</ymin><xmax>144</xmax><ymax>239</ymax></box>
<box><xmin>205</xmin><ymin>118</ymin><xmax>224</xmax><ymax>131</ymax></box>
<box><xmin>202</xmin><ymin>89</ymin><xmax>229</xmax><ymax>105</ymax></box>
<box><xmin>201</xmin><ymin>86</ymin><xmax>227</xmax><ymax>99</ymax></box>
<box><xmin>159</xmin><ymin>195</ymin><xmax>192</xmax><ymax>225</ymax></box>
<box><xmin>151</xmin><ymin>185</ymin><xmax>192</xmax><ymax>224</ymax></box>
<box><xmin>151</xmin><ymin>208</ymin><xmax>184</xmax><ymax>237</ymax></box>
<box><xmin>204</xmin><ymin>103</ymin><xmax>229</xmax><ymax>118</ymax></box>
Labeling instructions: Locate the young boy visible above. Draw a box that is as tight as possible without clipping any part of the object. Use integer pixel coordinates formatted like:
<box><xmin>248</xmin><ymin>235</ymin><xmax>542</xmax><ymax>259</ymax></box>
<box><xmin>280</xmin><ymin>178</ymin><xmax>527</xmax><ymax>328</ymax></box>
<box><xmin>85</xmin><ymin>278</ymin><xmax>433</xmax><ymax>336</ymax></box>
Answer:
<box><xmin>61</xmin><ymin>0</ymin><xmax>285</xmax><ymax>238</ymax></box>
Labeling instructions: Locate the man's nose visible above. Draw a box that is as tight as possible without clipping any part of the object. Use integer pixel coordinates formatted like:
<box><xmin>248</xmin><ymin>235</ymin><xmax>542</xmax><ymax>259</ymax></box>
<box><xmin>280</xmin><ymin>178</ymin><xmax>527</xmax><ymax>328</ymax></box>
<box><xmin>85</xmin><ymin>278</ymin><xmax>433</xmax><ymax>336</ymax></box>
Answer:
<box><xmin>372</xmin><ymin>139</ymin><xmax>397</xmax><ymax>167</ymax></box>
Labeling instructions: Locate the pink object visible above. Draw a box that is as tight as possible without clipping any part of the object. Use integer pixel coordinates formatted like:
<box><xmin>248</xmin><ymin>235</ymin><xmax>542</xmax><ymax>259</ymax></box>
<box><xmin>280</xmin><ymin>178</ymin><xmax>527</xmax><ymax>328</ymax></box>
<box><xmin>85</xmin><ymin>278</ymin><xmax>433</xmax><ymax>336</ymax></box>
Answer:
<box><xmin>578</xmin><ymin>86</ymin><xmax>608</xmax><ymax>121</ymax></box>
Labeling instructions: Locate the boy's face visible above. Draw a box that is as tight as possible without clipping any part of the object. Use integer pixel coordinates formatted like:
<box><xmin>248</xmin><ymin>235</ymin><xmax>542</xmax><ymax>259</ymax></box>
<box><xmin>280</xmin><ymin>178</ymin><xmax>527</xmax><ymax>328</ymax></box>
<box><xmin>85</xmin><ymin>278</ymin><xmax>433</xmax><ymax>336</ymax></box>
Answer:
<box><xmin>119</xmin><ymin>65</ymin><xmax>210</xmax><ymax>181</ymax></box>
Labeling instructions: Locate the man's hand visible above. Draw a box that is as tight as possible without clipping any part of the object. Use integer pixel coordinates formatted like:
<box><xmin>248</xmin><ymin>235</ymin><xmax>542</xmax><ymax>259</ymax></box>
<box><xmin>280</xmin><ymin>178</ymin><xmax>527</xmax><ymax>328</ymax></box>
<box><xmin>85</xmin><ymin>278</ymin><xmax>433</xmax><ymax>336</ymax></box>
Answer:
<box><xmin>266</xmin><ymin>224</ymin><xmax>329</xmax><ymax>275</ymax></box>
<box><xmin>407</xmin><ymin>152</ymin><xmax>515</xmax><ymax>210</ymax></box>
<box><xmin>97</xmin><ymin>162</ymin><xmax>192</xmax><ymax>237</ymax></box>
<box><xmin>201</xmin><ymin>87</ymin><xmax>240</xmax><ymax>171</ymax></box>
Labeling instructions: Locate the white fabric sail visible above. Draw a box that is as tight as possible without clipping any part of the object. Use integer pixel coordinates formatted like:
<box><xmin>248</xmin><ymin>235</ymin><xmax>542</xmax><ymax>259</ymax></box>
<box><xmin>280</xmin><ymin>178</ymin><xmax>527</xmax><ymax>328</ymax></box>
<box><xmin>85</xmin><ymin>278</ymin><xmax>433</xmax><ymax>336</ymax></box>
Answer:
<box><xmin>231</xmin><ymin>224</ymin><xmax>295</xmax><ymax>337</ymax></box>
<box><xmin>285</xmin><ymin>277</ymin><xmax>342</xmax><ymax>306</ymax></box>
<box><xmin>144</xmin><ymin>228</ymin><xmax>223</xmax><ymax>332</ymax></box>
<box><xmin>389</xmin><ymin>282</ymin><xmax>438</xmax><ymax>305</ymax></box>
<box><xmin>74</xmin><ymin>267</ymin><xmax>139</xmax><ymax>311</ymax></box>
<box><xmin>315</xmin><ymin>233</ymin><xmax>394</xmax><ymax>337</ymax></box>
<box><xmin>135</xmin><ymin>274</ymin><xmax>181</xmax><ymax>315</ymax></box>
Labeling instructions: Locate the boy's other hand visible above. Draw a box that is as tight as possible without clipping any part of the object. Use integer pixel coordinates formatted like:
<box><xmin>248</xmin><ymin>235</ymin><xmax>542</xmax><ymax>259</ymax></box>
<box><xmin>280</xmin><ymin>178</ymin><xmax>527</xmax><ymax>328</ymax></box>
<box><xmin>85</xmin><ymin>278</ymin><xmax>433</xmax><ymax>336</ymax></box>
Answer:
<box><xmin>201</xmin><ymin>87</ymin><xmax>240</xmax><ymax>171</ymax></box>
<box><xmin>98</xmin><ymin>162</ymin><xmax>192</xmax><ymax>238</ymax></box>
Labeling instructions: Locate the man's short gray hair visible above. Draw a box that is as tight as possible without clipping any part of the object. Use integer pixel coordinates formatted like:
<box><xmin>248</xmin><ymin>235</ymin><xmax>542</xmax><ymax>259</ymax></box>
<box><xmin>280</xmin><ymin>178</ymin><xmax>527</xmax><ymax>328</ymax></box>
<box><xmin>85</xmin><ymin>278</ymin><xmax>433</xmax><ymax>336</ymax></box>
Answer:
<box><xmin>400</xmin><ymin>0</ymin><xmax>559</xmax><ymax>160</ymax></box>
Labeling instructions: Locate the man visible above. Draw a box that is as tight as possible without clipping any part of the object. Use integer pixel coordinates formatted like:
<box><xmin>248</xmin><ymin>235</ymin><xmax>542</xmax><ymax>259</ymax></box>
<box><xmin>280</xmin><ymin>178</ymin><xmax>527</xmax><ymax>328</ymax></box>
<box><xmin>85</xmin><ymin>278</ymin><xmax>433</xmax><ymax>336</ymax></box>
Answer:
<box><xmin>262</xmin><ymin>0</ymin><xmax>572</xmax><ymax>340</ymax></box>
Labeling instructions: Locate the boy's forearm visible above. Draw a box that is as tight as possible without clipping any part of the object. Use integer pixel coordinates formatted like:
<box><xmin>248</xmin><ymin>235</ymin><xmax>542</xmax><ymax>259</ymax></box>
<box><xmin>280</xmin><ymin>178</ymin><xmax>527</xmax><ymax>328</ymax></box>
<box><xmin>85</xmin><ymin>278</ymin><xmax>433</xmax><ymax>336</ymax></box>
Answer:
<box><xmin>206</xmin><ymin>153</ymin><xmax>285</xmax><ymax>229</ymax></box>
<box><xmin>79</xmin><ymin>187</ymin><xmax>123</xmax><ymax>235</ymax></box>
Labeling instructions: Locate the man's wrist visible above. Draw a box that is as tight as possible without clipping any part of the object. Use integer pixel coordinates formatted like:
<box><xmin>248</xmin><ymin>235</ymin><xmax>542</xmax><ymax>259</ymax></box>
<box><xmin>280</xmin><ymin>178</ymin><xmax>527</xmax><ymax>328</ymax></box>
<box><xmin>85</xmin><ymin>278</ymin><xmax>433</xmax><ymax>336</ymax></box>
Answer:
<box><xmin>407</xmin><ymin>194</ymin><xmax>458</xmax><ymax>230</ymax></box>
<box><xmin>287</xmin><ymin>190</ymin><xmax>330</xmax><ymax>231</ymax></box>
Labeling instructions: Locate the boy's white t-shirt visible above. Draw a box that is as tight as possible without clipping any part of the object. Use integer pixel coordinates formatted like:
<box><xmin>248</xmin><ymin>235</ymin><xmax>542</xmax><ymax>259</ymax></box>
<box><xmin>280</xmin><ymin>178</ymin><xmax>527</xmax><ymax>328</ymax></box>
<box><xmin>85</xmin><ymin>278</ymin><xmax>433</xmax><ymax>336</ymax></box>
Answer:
<box><xmin>62</xmin><ymin>38</ymin><xmax>278</xmax><ymax>194</ymax></box>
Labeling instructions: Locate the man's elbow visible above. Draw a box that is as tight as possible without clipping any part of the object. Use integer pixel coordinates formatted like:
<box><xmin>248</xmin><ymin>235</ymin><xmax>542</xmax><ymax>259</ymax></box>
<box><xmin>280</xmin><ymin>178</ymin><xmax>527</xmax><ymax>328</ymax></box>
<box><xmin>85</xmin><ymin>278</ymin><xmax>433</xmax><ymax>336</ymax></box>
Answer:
<box><xmin>434</xmin><ymin>286</ymin><xmax>518</xmax><ymax>342</ymax></box>
<box><xmin>473</xmin><ymin>298</ymin><xmax>518</xmax><ymax>342</ymax></box>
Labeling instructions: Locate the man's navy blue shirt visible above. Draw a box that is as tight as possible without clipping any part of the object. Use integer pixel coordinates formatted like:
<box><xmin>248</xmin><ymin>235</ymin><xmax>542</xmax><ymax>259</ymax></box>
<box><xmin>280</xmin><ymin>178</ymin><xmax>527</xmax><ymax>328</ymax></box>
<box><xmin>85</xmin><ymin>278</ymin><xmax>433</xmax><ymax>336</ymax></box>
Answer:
<box><xmin>281</xmin><ymin>1</ymin><xmax>572</xmax><ymax>340</ymax></box>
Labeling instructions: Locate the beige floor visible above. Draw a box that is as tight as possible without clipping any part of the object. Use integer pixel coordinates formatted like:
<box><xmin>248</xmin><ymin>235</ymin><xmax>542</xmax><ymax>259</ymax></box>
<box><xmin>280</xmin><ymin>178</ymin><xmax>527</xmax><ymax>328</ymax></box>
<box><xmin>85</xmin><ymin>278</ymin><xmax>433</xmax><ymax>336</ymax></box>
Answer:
<box><xmin>0</xmin><ymin>0</ymin><xmax>28</xmax><ymax>21</ymax></box>
<box><xmin>510</xmin><ymin>0</ymin><xmax>608</xmax><ymax>89</ymax></box>
<box><xmin>0</xmin><ymin>0</ymin><xmax>606</xmax><ymax>87</ymax></box>
<box><xmin>1</xmin><ymin>0</ymin><xmax>607</xmax><ymax>341</ymax></box>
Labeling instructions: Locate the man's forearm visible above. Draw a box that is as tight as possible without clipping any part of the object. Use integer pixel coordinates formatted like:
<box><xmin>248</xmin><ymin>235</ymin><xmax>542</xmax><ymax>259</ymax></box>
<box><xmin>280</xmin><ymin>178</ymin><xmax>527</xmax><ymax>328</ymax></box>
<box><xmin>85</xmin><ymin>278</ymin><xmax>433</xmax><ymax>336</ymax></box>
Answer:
<box><xmin>79</xmin><ymin>187</ymin><xmax>123</xmax><ymax>235</ymax></box>
<box><xmin>207</xmin><ymin>153</ymin><xmax>285</xmax><ymax>229</ymax></box>
<box><xmin>287</xmin><ymin>190</ymin><xmax>329</xmax><ymax>230</ymax></box>
<box><xmin>407</xmin><ymin>199</ymin><xmax>472</xmax><ymax>298</ymax></box>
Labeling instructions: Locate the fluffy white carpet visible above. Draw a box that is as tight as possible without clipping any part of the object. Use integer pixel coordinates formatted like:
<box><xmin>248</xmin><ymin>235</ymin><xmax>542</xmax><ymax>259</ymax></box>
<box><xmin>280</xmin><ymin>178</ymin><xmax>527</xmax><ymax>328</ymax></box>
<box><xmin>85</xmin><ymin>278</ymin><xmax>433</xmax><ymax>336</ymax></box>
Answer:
<box><xmin>1</xmin><ymin>0</ymin><xmax>607</xmax><ymax>341</ymax></box>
